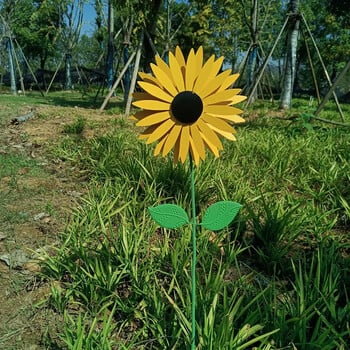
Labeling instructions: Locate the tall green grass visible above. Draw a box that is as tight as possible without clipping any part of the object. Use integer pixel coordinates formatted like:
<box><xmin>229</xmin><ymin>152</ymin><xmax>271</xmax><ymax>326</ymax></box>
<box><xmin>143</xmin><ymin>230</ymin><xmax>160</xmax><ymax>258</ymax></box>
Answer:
<box><xmin>41</xmin><ymin>111</ymin><xmax>350</xmax><ymax>349</ymax></box>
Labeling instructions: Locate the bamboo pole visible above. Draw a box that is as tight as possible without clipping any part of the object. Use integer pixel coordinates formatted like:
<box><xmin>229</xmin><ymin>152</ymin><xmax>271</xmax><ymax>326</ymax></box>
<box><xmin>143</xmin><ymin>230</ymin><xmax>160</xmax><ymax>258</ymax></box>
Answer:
<box><xmin>314</xmin><ymin>60</ymin><xmax>350</xmax><ymax>117</ymax></box>
<box><xmin>99</xmin><ymin>50</ymin><xmax>136</xmax><ymax>112</ymax></box>
<box><xmin>15</xmin><ymin>39</ymin><xmax>45</xmax><ymax>97</ymax></box>
<box><xmin>10</xmin><ymin>37</ymin><xmax>25</xmax><ymax>95</ymax></box>
<box><xmin>300</xmin><ymin>26</ymin><xmax>321</xmax><ymax>103</ymax></box>
<box><xmin>245</xmin><ymin>16</ymin><xmax>289</xmax><ymax>106</ymax></box>
<box><xmin>46</xmin><ymin>59</ymin><xmax>63</xmax><ymax>95</ymax></box>
<box><xmin>124</xmin><ymin>32</ymin><xmax>144</xmax><ymax>118</ymax></box>
<box><xmin>301</xmin><ymin>13</ymin><xmax>344</xmax><ymax>121</ymax></box>
<box><xmin>258</xmin><ymin>42</ymin><xmax>274</xmax><ymax>101</ymax></box>
<box><xmin>6</xmin><ymin>37</ymin><xmax>17</xmax><ymax>95</ymax></box>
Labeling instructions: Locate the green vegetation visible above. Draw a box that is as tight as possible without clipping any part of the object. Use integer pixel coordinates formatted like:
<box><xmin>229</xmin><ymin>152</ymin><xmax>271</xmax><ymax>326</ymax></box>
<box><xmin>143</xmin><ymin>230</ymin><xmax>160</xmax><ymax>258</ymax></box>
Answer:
<box><xmin>39</xmin><ymin>99</ymin><xmax>350</xmax><ymax>349</ymax></box>
<box><xmin>1</xmin><ymin>0</ymin><xmax>349</xmax><ymax>345</ymax></box>
<box><xmin>0</xmin><ymin>91</ymin><xmax>121</xmax><ymax>117</ymax></box>
<box><xmin>63</xmin><ymin>116</ymin><xmax>86</xmax><ymax>135</ymax></box>
<box><xmin>0</xmin><ymin>154</ymin><xmax>39</xmax><ymax>178</ymax></box>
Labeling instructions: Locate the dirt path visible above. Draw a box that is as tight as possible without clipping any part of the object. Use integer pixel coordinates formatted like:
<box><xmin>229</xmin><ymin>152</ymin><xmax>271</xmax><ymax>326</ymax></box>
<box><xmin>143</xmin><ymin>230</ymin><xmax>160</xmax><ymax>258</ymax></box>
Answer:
<box><xmin>0</xmin><ymin>105</ymin><xmax>116</xmax><ymax>349</ymax></box>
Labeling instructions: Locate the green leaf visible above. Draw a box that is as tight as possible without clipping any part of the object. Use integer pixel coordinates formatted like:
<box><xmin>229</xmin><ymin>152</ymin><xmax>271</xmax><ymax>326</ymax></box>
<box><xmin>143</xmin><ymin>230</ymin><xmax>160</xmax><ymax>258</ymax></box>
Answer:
<box><xmin>201</xmin><ymin>201</ymin><xmax>242</xmax><ymax>231</ymax></box>
<box><xmin>149</xmin><ymin>204</ymin><xmax>189</xmax><ymax>229</ymax></box>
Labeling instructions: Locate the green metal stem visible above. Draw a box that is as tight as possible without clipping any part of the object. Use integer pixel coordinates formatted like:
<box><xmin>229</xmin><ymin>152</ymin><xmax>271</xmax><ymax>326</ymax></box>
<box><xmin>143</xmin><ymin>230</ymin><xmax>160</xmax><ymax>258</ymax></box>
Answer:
<box><xmin>190</xmin><ymin>156</ymin><xmax>197</xmax><ymax>350</ymax></box>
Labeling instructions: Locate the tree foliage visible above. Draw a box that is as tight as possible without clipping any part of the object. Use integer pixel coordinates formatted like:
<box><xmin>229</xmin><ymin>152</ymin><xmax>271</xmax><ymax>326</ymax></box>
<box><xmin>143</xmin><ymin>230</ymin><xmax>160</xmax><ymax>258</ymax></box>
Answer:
<box><xmin>0</xmin><ymin>0</ymin><xmax>61</xmax><ymax>69</ymax></box>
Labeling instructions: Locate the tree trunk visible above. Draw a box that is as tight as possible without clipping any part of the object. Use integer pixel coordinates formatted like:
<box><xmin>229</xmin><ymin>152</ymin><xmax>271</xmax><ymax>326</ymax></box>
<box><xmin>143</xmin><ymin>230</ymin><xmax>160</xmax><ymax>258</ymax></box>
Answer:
<box><xmin>106</xmin><ymin>0</ymin><xmax>114</xmax><ymax>90</ymax></box>
<box><xmin>247</xmin><ymin>45</ymin><xmax>258</xmax><ymax>99</ymax></box>
<box><xmin>125</xmin><ymin>32</ymin><xmax>144</xmax><ymax>117</ymax></box>
<box><xmin>65</xmin><ymin>52</ymin><xmax>72</xmax><ymax>90</ymax></box>
<box><xmin>123</xmin><ymin>17</ymin><xmax>133</xmax><ymax>105</ymax></box>
<box><xmin>246</xmin><ymin>0</ymin><xmax>259</xmax><ymax>102</ymax></box>
<box><xmin>143</xmin><ymin>0</ymin><xmax>162</xmax><ymax>72</ymax></box>
<box><xmin>61</xmin><ymin>0</ymin><xmax>84</xmax><ymax>91</ymax></box>
<box><xmin>279</xmin><ymin>0</ymin><xmax>300</xmax><ymax>109</ymax></box>
<box><xmin>6</xmin><ymin>38</ymin><xmax>17</xmax><ymax>95</ymax></box>
<box><xmin>123</xmin><ymin>45</ymin><xmax>131</xmax><ymax>104</ymax></box>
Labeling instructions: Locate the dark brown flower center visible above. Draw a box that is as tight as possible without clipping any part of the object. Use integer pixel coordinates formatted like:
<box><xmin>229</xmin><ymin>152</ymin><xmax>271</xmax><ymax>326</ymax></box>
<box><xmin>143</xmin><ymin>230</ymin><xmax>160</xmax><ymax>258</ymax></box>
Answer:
<box><xmin>170</xmin><ymin>91</ymin><xmax>203</xmax><ymax>124</ymax></box>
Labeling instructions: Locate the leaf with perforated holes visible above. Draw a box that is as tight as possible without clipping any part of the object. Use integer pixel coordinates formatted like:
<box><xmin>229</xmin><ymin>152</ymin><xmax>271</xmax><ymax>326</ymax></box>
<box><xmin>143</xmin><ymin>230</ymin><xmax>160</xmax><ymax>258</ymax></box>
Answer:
<box><xmin>201</xmin><ymin>201</ymin><xmax>242</xmax><ymax>231</ymax></box>
<box><xmin>149</xmin><ymin>204</ymin><xmax>189</xmax><ymax>229</ymax></box>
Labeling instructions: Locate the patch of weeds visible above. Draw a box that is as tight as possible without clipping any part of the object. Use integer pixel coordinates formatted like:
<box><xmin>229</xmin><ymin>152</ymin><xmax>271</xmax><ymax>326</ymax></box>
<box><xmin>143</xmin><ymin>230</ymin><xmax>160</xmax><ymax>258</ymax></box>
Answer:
<box><xmin>0</xmin><ymin>207</ymin><xmax>30</xmax><ymax>224</ymax></box>
<box><xmin>263</xmin><ymin>240</ymin><xmax>350</xmax><ymax>349</ymax></box>
<box><xmin>0</xmin><ymin>154</ymin><xmax>39</xmax><ymax>178</ymax></box>
<box><xmin>246</xmin><ymin>196</ymin><xmax>303</xmax><ymax>275</ymax></box>
<box><xmin>53</xmin><ymin>137</ymin><xmax>83</xmax><ymax>162</ymax></box>
<box><xmin>48</xmin><ymin>282</ymin><xmax>74</xmax><ymax>314</ymax></box>
<box><xmin>104</xmin><ymin>102</ymin><xmax>124</xmax><ymax>115</ymax></box>
<box><xmin>63</xmin><ymin>116</ymin><xmax>86</xmax><ymax>135</ymax></box>
<box><xmin>288</xmin><ymin>112</ymin><xmax>314</xmax><ymax>134</ymax></box>
<box><xmin>44</xmin><ymin>202</ymin><xmax>56</xmax><ymax>216</ymax></box>
<box><xmin>21</xmin><ymin>132</ymin><xmax>30</xmax><ymax>143</ymax></box>
<box><xmin>110</xmin><ymin>115</ymin><xmax>131</xmax><ymax>128</ymax></box>
<box><xmin>58</xmin><ymin>305</ymin><xmax>118</xmax><ymax>349</ymax></box>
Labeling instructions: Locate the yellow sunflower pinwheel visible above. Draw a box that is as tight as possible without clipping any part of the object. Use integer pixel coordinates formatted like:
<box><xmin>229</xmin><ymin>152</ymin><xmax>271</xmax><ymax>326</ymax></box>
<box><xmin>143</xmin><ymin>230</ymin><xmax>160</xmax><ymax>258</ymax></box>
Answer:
<box><xmin>131</xmin><ymin>46</ymin><xmax>246</xmax><ymax>165</ymax></box>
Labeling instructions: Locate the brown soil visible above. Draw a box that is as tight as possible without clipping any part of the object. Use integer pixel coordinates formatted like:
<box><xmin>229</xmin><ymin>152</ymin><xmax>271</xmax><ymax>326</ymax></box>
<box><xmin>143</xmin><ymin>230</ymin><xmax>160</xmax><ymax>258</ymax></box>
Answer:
<box><xmin>0</xmin><ymin>105</ymin><xmax>117</xmax><ymax>349</ymax></box>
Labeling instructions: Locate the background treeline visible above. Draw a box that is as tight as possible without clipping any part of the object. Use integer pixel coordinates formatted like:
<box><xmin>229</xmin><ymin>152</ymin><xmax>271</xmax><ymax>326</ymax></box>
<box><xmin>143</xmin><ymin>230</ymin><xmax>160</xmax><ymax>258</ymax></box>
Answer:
<box><xmin>0</xmin><ymin>0</ymin><xmax>349</xmax><ymax>101</ymax></box>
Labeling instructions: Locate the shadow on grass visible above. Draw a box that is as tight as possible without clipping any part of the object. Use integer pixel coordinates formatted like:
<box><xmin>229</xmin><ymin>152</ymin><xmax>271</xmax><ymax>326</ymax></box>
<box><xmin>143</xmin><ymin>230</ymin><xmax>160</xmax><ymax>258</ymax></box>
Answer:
<box><xmin>48</xmin><ymin>92</ymin><xmax>104</xmax><ymax>109</ymax></box>
<box><xmin>0</xmin><ymin>90</ymin><xmax>126</xmax><ymax>113</ymax></box>
<box><xmin>47</xmin><ymin>91</ymin><xmax>126</xmax><ymax>113</ymax></box>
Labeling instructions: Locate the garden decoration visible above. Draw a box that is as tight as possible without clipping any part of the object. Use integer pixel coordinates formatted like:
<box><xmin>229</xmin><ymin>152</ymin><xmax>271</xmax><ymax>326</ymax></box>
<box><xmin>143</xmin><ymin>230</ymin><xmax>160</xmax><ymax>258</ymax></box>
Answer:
<box><xmin>131</xmin><ymin>46</ymin><xmax>246</xmax><ymax>349</ymax></box>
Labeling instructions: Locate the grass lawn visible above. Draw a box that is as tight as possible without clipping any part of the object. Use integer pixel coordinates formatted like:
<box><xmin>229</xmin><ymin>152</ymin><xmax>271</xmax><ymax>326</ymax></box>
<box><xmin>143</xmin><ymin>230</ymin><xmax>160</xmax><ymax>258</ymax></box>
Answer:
<box><xmin>0</xmin><ymin>91</ymin><xmax>349</xmax><ymax>349</ymax></box>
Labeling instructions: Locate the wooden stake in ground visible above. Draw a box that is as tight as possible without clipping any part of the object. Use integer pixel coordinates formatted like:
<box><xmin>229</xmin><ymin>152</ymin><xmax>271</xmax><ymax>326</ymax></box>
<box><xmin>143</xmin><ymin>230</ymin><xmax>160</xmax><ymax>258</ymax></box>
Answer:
<box><xmin>314</xmin><ymin>59</ymin><xmax>350</xmax><ymax>117</ymax></box>
<box><xmin>124</xmin><ymin>32</ymin><xmax>144</xmax><ymax>118</ymax></box>
<box><xmin>99</xmin><ymin>51</ymin><xmax>136</xmax><ymax>112</ymax></box>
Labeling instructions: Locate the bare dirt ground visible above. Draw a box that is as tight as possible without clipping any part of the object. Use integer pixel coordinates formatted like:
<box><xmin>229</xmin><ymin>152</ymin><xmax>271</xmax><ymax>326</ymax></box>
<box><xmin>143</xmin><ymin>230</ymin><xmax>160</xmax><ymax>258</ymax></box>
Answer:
<box><xmin>0</xmin><ymin>104</ymin><xmax>117</xmax><ymax>349</ymax></box>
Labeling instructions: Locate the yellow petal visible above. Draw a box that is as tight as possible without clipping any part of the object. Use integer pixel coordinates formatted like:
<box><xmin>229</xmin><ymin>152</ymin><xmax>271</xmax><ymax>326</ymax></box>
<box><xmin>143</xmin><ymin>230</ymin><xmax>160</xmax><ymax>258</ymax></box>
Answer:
<box><xmin>138</xmin><ymin>72</ymin><xmax>162</xmax><ymax>87</ymax></box>
<box><xmin>185</xmin><ymin>49</ymin><xmax>197</xmax><ymax>91</ymax></box>
<box><xmin>179</xmin><ymin>125</ymin><xmax>190</xmax><ymax>163</ymax></box>
<box><xmin>193</xmin><ymin>55</ymin><xmax>215</xmax><ymax>92</ymax></box>
<box><xmin>190</xmin><ymin>124</ymin><xmax>206</xmax><ymax>160</ymax></box>
<box><xmin>200</xmin><ymin>131</ymin><xmax>220</xmax><ymax>157</ymax></box>
<box><xmin>205</xmin><ymin>105</ymin><xmax>244</xmax><ymax>117</ymax></box>
<box><xmin>198</xmin><ymin>69</ymin><xmax>231</xmax><ymax>98</ymax></box>
<box><xmin>215</xmin><ymin>114</ymin><xmax>245</xmax><ymax>123</ymax></box>
<box><xmin>194</xmin><ymin>46</ymin><xmax>204</xmax><ymax>77</ymax></box>
<box><xmin>217</xmin><ymin>73</ymin><xmax>240</xmax><ymax>92</ymax></box>
<box><xmin>202</xmin><ymin>113</ymin><xmax>235</xmax><ymax>133</ymax></box>
<box><xmin>136</xmin><ymin>111</ymin><xmax>171</xmax><ymax>127</ymax></box>
<box><xmin>154</xmin><ymin>135</ymin><xmax>168</xmax><ymax>156</ymax></box>
<box><xmin>147</xmin><ymin>119</ymin><xmax>175</xmax><ymax>144</ymax></box>
<box><xmin>155</xmin><ymin>55</ymin><xmax>171</xmax><ymax>74</ymax></box>
<box><xmin>195</xmin><ymin>56</ymin><xmax>224</xmax><ymax>95</ymax></box>
<box><xmin>169</xmin><ymin>52</ymin><xmax>185</xmax><ymax>92</ymax></box>
<box><xmin>189</xmin><ymin>137</ymin><xmax>201</xmax><ymax>165</ymax></box>
<box><xmin>155</xmin><ymin>55</ymin><xmax>177</xmax><ymax>88</ymax></box>
<box><xmin>150</xmin><ymin>63</ymin><xmax>178</xmax><ymax>96</ymax></box>
<box><xmin>175</xmin><ymin>46</ymin><xmax>186</xmax><ymax>67</ymax></box>
<box><xmin>230</xmin><ymin>95</ymin><xmax>247</xmax><ymax>104</ymax></box>
<box><xmin>173</xmin><ymin>137</ymin><xmax>181</xmax><ymax>164</ymax></box>
<box><xmin>209</xmin><ymin>124</ymin><xmax>237</xmax><ymax>141</ymax></box>
<box><xmin>133</xmin><ymin>99</ymin><xmax>170</xmax><ymax>111</ymax></box>
<box><xmin>203</xmin><ymin>89</ymin><xmax>241</xmax><ymax>105</ymax></box>
<box><xmin>196</xmin><ymin>119</ymin><xmax>223</xmax><ymax>151</ymax></box>
<box><xmin>162</xmin><ymin>124</ymin><xmax>182</xmax><ymax>156</ymax></box>
<box><xmin>138</xmin><ymin>81</ymin><xmax>173</xmax><ymax>102</ymax></box>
